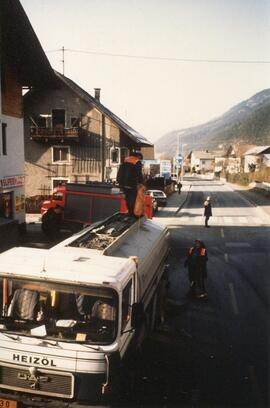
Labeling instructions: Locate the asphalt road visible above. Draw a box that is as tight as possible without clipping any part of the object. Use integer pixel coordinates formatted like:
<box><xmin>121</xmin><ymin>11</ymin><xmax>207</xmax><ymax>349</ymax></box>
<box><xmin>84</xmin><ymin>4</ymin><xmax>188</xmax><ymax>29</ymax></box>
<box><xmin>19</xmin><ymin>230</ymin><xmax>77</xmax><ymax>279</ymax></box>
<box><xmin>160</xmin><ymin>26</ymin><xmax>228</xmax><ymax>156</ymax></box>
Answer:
<box><xmin>7</xmin><ymin>179</ymin><xmax>269</xmax><ymax>407</ymax></box>
<box><xmin>133</xmin><ymin>176</ymin><xmax>269</xmax><ymax>407</ymax></box>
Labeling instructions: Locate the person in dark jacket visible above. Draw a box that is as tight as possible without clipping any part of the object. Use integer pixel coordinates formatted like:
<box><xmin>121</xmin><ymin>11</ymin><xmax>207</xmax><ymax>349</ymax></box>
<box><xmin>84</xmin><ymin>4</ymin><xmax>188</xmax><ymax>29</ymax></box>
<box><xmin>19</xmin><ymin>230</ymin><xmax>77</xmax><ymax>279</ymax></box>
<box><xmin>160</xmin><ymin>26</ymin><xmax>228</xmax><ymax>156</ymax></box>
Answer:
<box><xmin>117</xmin><ymin>151</ymin><xmax>144</xmax><ymax>216</ymax></box>
<box><xmin>41</xmin><ymin>205</ymin><xmax>63</xmax><ymax>238</ymax></box>
<box><xmin>177</xmin><ymin>181</ymin><xmax>182</xmax><ymax>195</ymax></box>
<box><xmin>184</xmin><ymin>239</ymin><xmax>208</xmax><ymax>298</ymax></box>
<box><xmin>204</xmin><ymin>196</ymin><xmax>212</xmax><ymax>227</ymax></box>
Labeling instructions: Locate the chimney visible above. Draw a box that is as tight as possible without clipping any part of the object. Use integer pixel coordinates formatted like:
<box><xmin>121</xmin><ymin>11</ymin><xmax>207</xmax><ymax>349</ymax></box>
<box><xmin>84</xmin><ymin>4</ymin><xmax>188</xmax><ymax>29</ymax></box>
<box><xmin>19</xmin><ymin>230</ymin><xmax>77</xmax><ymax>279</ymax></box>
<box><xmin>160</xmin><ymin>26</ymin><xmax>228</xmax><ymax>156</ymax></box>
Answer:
<box><xmin>94</xmin><ymin>88</ymin><xmax>101</xmax><ymax>102</ymax></box>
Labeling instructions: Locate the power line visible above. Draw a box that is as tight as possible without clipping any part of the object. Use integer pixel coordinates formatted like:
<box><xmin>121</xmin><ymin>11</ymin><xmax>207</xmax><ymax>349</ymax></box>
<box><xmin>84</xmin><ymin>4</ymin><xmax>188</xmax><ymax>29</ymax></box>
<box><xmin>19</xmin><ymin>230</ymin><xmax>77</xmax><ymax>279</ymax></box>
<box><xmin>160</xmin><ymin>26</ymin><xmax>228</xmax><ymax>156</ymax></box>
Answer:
<box><xmin>45</xmin><ymin>47</ymin><xmax>270</xmax><ymax>64</ymax></box>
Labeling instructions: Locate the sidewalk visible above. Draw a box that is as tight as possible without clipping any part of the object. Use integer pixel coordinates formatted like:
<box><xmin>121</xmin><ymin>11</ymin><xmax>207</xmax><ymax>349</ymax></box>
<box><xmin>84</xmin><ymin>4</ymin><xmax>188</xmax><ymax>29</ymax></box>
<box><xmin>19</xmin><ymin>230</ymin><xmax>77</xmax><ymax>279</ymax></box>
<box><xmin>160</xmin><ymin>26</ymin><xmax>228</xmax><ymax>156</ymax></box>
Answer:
<box><xmin>155</xmin><ymin>182</ymin><xmax>190</xmax><ymax>219</ymax></box>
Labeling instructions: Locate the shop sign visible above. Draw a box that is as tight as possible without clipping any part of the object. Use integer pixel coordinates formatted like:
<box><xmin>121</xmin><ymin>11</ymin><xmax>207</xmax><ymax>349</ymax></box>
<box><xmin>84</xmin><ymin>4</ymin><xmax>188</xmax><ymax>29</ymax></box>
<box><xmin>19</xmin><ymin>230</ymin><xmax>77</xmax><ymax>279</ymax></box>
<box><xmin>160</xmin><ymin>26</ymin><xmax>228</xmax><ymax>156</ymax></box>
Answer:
<box><xmin>0</xmin><ymin>175</ymin><xmax>25</xmax><ymax>189</ymax></box>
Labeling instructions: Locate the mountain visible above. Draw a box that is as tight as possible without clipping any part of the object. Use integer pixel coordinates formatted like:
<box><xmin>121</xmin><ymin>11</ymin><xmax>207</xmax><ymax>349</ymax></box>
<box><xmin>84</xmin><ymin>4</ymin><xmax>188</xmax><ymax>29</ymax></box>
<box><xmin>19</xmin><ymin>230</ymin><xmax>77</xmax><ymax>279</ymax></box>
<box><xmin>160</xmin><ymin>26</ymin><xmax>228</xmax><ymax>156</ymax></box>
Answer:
<box><xmin>155</xmin><ymin>89</ymin><xmax>270</xmax><ymax>156</ymax></box>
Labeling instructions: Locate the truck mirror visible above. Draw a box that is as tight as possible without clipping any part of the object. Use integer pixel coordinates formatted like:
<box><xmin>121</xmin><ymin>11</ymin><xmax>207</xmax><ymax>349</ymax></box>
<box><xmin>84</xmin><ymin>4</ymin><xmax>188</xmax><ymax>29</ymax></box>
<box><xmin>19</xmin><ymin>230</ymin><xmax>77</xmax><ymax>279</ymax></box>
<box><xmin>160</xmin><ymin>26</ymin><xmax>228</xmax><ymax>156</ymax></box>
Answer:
<box><xmin>131</xmin><ymin>302</ymin><xmax>144</xmax><ymax>329</ymax></box>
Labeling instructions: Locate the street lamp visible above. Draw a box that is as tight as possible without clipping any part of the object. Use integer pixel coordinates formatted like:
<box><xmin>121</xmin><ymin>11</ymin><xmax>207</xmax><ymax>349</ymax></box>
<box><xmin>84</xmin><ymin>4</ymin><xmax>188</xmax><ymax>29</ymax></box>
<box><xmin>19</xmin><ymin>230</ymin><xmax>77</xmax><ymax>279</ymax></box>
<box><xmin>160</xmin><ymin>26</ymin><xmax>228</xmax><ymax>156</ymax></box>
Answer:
<box><xmin>180</xmin><ymin>143</ymin><xmax>187</xmax><ymax>181</ymax></box>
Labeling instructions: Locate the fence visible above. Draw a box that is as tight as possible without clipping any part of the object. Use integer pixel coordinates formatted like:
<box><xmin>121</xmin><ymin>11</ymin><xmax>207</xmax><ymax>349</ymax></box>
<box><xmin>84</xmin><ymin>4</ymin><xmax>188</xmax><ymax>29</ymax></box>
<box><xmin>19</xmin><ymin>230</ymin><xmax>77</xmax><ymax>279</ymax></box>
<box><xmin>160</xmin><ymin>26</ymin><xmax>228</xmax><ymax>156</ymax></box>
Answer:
<box><xmin>226</xmin><ymin>167</ymin><xmax>270</xmax><ymax>185</ymax></box>
<box><xmin>25</xmin><ymin>194</ymin><xmax>50</xmax><ymax>213</ymax></box>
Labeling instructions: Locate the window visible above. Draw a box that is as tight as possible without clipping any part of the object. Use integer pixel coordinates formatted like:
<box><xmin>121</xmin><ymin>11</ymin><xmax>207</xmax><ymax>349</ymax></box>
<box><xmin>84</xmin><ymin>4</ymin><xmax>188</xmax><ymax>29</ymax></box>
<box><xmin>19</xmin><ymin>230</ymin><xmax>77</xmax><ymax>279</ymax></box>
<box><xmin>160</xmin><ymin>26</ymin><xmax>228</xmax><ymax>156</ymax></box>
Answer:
<box><xmin>1</xmin><ymin>65</ymin><xmax>6</xmax><ymax>94</ymax></box>
<box><xmin>37</xmin><ymin>116</ymin><xmax>47</xmax><ymax>127</ymax></box>
<box><xmin>122</xmin><ymin>280</ymin><xmax>132</xmax><ymax>331</ymax></box>
<box><xmin>0</xmin><ymin>192</ymin><xmax>13</xmax><ymax>219</ymax></box>
<box><xmin>52</xmin><ymin>146</ymin><xmax>70</xmax><ymax>163</ymax></box>
<box><xmin>0</xmin><ymin>278</ymin><xmax>118</xmax><ymax>345</ymax></box>
<box><xmin>52</xmin><ymin>109</ymin><xmax>65</xmax><ymax>128</ymax></box>
<box><xmin>2</xmin><ymin>123</ymin><xmax>7</xmax><ymax>155</ymax></box>
<box><xmin>110</xmin><ymin>147</ymin><xmax>120</xmax><ymax>164</ymax></box>
<box><xmin>71</xmin><ymin>117</ymin><xmax>79</xmax><ymax>127</ymax></box>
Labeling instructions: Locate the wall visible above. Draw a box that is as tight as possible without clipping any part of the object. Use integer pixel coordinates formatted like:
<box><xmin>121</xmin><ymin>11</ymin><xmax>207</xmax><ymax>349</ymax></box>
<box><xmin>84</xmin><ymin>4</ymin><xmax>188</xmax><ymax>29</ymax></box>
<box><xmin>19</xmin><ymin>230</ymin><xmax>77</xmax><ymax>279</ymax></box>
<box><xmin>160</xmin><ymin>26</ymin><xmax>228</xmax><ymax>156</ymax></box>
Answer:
<box><xmin>0</xmin><ymin>114</ymin><xmax>25</xmax><ymax>223</ymax></box>
<box><xmin>1</xmin><ymin>64</ymin><xmax>23</xmax><ymax>118</ymax></box>
<box><xmin>244</xmin><ymin>155</ymin><xmax>257</xmax><ymax>173</ymax></box>
<box><xmin>141</xmin><ymin>146</ymin><xmax>155</xmax><ymax>160</ymax></box>
<box><xmin>24</xmin><ymin>85</ymin><xmax>105</xmax><ymax>196</ymax></box>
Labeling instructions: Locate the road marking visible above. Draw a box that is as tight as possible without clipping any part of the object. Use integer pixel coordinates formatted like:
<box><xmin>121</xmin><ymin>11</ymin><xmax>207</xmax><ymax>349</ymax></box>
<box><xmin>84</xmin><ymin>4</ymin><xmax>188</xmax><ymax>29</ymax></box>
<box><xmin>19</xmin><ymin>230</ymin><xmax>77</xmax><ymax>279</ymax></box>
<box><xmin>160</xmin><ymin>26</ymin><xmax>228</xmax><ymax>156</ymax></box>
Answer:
<box><xmin>238</xmin><ymin>217</ymin><xmax>248</xmax><ymax>224</ymax></box>
<box><xmin>249</xmin><ymin>365</ymin><xmax>264</xmax><ymax>408</ymax></box>
<box><xmin>253</xmin><ymin>217</ymin><xmax>262</xmax><ymax>225</ymax></box>
<box><xmin>228</xmin><ymin>283</ymin><xmax>239</xmax><ymax>315</ymax></box>
<box><xmin>225</xmin><ymin>242</ymin><xmax>251</xmax><ymax>248</ymax></box>
<box><xmin>224</xmin><ymin>253</ymin><xmax>229</xmax><ymax>263</ymax></box>
<box><xmin>220</xmin><ymin>228</ymin><xmax>224</xmax><ymax>238</ymax></box>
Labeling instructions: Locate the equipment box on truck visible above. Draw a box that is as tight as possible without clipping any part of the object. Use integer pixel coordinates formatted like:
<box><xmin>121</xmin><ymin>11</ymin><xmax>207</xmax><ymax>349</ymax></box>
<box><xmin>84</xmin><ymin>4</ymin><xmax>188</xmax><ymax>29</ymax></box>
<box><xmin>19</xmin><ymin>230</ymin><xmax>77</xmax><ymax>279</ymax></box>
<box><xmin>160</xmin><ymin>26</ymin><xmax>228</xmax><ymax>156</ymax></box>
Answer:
<box><xmin>0</xmin><ymin>213</ymin><xmax>169</xmax><ymax>406</ymax></box>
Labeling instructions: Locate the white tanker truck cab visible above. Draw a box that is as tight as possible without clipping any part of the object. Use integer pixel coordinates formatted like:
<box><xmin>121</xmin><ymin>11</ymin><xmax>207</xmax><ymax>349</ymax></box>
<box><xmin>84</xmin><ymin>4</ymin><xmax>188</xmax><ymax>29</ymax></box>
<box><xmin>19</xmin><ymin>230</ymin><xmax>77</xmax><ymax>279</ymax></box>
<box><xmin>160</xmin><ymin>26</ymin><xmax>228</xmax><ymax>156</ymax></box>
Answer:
<box><xmin>0</xmin><ymin>214</ymin><xmax>169</xmax><ymax>406</ymax></box>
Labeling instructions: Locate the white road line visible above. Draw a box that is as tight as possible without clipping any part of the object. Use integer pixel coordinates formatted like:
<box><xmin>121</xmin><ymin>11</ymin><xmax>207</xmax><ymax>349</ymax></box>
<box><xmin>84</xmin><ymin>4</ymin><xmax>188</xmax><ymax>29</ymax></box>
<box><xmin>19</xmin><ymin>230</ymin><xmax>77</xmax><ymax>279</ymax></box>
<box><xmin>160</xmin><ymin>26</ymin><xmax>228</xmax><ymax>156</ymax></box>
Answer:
<box><xmin>228</xmin><ymin>283</ymin><xmax>239</xmax><ymax>315</ymax></box>
<box><xmin>224</xmin><ymin>253</ymin><xmax>229</xmax><ymax>263</ymax></box>
<box><xmin>221</xmin><ymin>228</ymin><xmax>225</xmax><ymax>238</ymax></box>
<box><xmin>253</xmin><ymin>217</ymin><xmax>262</xmax><ymax>225</ymax></box>
<box><xmin>224</xmin><ymin>217</ymin><xmax>233</xmax><ymax>224</ymax></box>
<box><xmin>238</xmin><ymin>217</ymin><xmax>248</xmax><ymax>224</ymax></box>
<box><xmin>225</xmin><ymin>242</ymin><xmax>251</xmax><ymax>248</ymax></box>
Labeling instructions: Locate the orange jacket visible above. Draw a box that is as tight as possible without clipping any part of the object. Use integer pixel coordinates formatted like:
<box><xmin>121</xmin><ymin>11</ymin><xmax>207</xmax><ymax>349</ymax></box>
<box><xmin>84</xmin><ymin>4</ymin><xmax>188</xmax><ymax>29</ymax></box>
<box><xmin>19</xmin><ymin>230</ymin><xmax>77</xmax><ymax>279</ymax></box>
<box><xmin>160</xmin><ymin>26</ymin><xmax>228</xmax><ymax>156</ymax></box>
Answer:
<box><xmin>124</xmin><ymin>156</ymin><xmax>140</xmax><ymax>165</ymax></box>
<box><xmin>189</xmin><ymin>247</ymin><xmax>206</xmax><ymax>256</ymax></box>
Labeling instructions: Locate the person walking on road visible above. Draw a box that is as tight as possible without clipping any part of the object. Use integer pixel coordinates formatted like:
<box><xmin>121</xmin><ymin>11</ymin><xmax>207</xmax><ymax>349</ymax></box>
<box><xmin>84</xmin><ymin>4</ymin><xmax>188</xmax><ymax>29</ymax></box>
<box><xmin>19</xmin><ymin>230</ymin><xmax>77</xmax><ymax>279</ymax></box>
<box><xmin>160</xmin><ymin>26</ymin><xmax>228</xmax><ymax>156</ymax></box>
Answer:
<box><xmin>116</xmin><ymin>151</ymin><xmax>144</xmax><ymax>217</ymax></box>
<box><xmin>177</xmin><ymin>181</ymin><xmax>182</xmax><ymax>195</ymax></box>
<box><xmin>184</xmin><ymin>239</ymin><xmax>208</xmax><ymax>298</ymax></box>
<box><xmin>204</xmin><ymin>196</ymin><xmax>212</xmax><ymax>228</ymax></box>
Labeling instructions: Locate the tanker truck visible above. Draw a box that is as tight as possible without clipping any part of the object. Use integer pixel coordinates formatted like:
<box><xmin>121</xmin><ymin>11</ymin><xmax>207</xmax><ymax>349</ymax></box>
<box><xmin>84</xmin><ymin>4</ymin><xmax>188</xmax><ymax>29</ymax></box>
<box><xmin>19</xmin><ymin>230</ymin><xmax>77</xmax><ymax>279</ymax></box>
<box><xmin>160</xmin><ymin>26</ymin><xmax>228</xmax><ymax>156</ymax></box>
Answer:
<box><xmin>0</xmin><ymin>213</ymin><xmax>169</xmax><ymax>407</ymax></box>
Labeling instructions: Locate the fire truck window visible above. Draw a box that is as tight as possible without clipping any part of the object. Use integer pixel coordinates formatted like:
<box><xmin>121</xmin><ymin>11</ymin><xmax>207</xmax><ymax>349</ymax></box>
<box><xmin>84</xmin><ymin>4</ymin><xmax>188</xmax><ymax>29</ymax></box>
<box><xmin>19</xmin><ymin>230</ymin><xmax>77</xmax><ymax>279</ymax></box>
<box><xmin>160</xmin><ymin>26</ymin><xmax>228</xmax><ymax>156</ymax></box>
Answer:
<box><xmin>122</xmin><ymin>280</ymin><xmax>132</xmax><ymax>331</ymax></box>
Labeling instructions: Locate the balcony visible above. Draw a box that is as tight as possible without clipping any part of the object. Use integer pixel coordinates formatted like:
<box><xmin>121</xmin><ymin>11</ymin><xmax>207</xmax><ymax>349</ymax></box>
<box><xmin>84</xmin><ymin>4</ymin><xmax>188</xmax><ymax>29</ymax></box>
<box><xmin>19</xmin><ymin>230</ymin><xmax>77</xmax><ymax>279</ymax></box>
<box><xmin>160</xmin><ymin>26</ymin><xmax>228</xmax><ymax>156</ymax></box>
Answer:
<box><xmin>30</xmin><ymin>126</ymin><xmax>81</xmax><ymax>141</ymax></box>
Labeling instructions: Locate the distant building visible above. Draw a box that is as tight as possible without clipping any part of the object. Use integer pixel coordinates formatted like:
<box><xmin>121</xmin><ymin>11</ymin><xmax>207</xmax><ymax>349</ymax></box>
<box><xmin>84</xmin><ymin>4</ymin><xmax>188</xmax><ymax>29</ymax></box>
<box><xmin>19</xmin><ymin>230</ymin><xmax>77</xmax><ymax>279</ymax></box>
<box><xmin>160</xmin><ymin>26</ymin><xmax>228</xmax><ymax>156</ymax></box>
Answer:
<box><xmin>243</xmin><ymin>146</ymin><xmax>270</xmax><ymax>172</ymax></box>
<box><xmin>24</xmin><ymin>71</ymin><xmax>152</xmax><ymax>197</ymax></box>
<box><xmin>190</xmin><ymin>150</ymin><xmax>215</xmax><ymax>173</ymax></box>
<box><xmin>0</xmin><ymin>0</ymin><xmax>54</xmax><ymax>237</ymax></box>
<box><xmin>141</xmin><ymin>146</ymin><xmax>155</xmax><ymax>160</ymax></box>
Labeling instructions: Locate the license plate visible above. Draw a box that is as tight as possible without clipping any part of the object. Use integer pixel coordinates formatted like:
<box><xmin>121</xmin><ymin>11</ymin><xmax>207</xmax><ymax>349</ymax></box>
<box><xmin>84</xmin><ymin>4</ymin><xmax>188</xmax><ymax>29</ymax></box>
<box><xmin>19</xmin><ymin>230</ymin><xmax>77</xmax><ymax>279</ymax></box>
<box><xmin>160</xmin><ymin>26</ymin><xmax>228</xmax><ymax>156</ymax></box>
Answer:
<box><xmin>0</xmin><ymin>399</ymin><xmax>17</xmax><ymax>408</ymax></box>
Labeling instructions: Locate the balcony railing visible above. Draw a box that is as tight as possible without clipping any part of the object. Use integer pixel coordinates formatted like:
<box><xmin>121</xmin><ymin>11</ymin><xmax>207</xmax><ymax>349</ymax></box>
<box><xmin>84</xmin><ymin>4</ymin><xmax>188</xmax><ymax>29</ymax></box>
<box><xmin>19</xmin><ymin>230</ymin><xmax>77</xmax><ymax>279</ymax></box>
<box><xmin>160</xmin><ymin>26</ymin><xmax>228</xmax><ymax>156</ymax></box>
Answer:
<box><xmin>30</xmin><ymin>126</ymin><xmax>80</xmax><ymax>140</ymax></box>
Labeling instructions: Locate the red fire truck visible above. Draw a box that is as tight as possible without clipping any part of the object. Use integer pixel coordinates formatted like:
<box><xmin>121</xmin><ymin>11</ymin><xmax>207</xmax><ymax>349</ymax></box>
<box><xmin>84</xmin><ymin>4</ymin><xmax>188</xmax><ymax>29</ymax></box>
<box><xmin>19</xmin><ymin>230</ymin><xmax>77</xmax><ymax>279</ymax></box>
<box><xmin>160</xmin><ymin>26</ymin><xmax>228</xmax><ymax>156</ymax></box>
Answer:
<box><xmin>41</xmin><ymin>183</ymin><xmax>153</xmax><ymax>227</ymax></box>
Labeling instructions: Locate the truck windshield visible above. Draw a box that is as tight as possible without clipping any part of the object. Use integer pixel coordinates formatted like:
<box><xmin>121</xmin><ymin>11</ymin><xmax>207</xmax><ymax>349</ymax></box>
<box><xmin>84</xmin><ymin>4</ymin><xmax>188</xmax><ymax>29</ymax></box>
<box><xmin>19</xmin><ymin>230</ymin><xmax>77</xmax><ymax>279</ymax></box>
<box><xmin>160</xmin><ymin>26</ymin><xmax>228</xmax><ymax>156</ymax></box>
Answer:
<box><xmin>0</xmin><ymin>278</ymin><xmax>118</xmax><ymax>345</ymax></box>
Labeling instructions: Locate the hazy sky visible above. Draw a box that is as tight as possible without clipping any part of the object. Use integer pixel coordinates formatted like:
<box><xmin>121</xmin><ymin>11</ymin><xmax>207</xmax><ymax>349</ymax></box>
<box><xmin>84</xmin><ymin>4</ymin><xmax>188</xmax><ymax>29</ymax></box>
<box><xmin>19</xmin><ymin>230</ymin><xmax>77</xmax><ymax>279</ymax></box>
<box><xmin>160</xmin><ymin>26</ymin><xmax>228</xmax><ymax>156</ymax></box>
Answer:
<box><xmin>21</xmin><ymin>0</ymin><xmax>270</xmax><ymax>142</ymax></box>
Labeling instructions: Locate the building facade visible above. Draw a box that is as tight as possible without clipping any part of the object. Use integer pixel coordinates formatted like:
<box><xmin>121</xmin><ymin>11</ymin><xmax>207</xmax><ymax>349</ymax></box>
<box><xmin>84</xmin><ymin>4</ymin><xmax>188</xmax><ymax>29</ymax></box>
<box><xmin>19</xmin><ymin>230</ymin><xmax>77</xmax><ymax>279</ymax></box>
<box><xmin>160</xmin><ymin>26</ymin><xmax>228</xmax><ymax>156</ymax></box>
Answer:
<box><xmin>0</xmin><ymin>0</ymin><xmax>54</xmax><ymax>238</ymax></box>
<box><xmin>24</xmin><ymin>72</ymin><xmax>152</xmax><ymax>197</ymax></box>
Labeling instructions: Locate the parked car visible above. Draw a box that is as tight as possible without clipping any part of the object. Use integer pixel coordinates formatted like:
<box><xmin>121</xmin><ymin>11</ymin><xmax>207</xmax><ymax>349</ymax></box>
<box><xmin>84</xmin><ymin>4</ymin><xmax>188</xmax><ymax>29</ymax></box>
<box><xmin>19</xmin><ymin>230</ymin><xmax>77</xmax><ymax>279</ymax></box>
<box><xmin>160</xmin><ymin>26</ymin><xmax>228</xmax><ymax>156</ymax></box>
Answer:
<box><xmin>145</xmin><ymin>190</ymin><xmax>167</xmax><ymax>207</ymax></box>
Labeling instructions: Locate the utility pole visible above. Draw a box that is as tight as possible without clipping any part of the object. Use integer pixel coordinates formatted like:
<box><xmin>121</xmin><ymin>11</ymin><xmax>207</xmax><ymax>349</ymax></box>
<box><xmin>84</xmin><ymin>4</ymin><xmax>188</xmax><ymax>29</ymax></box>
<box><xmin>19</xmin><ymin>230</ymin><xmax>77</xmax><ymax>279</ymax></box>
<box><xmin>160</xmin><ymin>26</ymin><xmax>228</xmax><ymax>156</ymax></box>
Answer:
<box><xmin>61</xmin><ymin>46</ymin><xmax>65</xmax><ymax>75</ymax></box>
<box><xmin>101</xmin><ymin>114</ymin><xmax>106</xmax><ymax>182</ymax></box>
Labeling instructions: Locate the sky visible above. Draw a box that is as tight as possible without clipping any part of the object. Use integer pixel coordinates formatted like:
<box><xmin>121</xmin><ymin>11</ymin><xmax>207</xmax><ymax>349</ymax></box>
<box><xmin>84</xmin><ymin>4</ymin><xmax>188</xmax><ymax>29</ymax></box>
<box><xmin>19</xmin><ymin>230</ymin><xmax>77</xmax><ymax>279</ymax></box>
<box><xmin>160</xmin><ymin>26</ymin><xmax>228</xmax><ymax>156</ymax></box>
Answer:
<box><xmin>21</xmin><ymin>0</ymin><xmax>270</xmax><ymax>143</ymax></box>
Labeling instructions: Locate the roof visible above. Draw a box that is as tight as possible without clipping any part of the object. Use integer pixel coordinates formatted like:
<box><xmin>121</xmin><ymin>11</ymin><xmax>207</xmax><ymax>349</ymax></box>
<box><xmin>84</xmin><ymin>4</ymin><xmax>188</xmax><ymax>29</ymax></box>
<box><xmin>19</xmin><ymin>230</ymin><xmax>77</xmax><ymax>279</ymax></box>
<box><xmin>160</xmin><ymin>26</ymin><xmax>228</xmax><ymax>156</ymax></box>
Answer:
<box><xmin>244</xmin><ymin>146</ymin><xmax>270</xmax><ymax>156</ymax></box>
<box><xmin>227</xmin><ymin>144</ymin><xmax>256</xmax><ymax>157</ymax></box>
<box><xmin>0</xmin><ymin>247</ymin><xmax>135</xmax><ymax>291</ymax></box>
<box><xmin>54</xmin><ymin>71</ymin><xmax>153</xmax><ymax>147</ymax></box>
<box><xmin>212</xmin><ymin>150</ymin><xmax>227</xmax><ymax>158</ymax></box>
<box><xmin>1</xmin><ymin>0</ymin><xmax>55</xmax><ymax>87</ymax></box>
<box><xmin>192</xmin><ymin>151</ymin><xmax>215</xmax><ymax>160</ymax></box>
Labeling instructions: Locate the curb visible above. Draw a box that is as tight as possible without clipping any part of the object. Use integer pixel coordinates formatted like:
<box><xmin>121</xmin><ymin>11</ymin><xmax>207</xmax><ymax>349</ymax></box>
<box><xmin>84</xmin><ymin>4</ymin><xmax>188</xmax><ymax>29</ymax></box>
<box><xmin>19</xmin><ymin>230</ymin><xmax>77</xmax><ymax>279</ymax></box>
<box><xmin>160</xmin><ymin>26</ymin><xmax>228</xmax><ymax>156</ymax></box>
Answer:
<box><xmin>175</xmin><ymin>184</ymin><xmax>192</xmax><ymax>215</ymax></box>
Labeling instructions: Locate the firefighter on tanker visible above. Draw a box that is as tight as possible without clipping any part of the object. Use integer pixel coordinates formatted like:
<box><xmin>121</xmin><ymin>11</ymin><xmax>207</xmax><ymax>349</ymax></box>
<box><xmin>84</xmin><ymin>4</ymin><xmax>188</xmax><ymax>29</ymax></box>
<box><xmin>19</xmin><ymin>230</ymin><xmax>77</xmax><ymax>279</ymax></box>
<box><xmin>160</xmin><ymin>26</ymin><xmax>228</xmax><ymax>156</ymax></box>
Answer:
<box><xmin>117</xmin><ymin>151</ymin><xmax>144</xmax><ymax>217</ymax></box>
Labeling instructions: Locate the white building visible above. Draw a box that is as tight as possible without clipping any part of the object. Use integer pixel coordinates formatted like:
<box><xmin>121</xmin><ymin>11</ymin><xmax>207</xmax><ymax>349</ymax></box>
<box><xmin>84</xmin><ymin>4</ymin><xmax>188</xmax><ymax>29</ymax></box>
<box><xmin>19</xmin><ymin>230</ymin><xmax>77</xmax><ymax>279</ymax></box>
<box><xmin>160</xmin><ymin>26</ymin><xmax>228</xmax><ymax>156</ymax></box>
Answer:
<box><xmin>190</xmin><ymin>151</ymin><xmax>215</xmax><ymax>173</ymax></box>
<box><xmin>0</xmin><ymin>0</ymin><xmax>54</xmax><ymax>241</ymax></box>
<box><xmin>243</xmin><ymin>146</ymin><xmax>270</xmax><ymax>173</ymax></box>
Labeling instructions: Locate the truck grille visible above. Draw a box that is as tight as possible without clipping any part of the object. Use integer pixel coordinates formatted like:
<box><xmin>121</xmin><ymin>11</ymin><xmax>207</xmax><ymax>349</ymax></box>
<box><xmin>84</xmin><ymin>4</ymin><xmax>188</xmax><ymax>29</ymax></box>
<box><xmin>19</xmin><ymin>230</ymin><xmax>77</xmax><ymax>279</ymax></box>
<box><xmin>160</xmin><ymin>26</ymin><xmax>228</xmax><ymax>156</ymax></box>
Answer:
<box><xmin>0</xmin><ymin>363</ymin><xmax>74</xmax><ymax>399</ymax></box>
